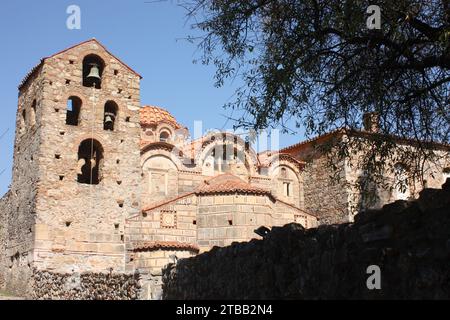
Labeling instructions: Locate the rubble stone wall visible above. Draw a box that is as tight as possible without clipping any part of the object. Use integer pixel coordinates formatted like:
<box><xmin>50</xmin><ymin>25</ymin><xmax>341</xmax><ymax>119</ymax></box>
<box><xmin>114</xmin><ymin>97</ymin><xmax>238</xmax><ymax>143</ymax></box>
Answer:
<box><xmin>30</xmin><ymin>269</ymin><xmax>141</xmax><ymax>300</ymax></box>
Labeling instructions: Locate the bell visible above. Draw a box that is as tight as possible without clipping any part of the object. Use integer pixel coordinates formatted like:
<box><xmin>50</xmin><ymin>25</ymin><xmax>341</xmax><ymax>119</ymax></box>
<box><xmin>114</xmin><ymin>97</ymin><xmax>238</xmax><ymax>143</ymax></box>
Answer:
<box><xmin>104</xmin><ymin>112</ymin><xmax>115</xmax><ymax>130</ymax></box>
<box><xmin>86</xmin><ymin>63</ymin><xmax>101</xmax><ymax>83</ymax></box>
<box><xmin>105</xmin><ymin>115</ymin><xmax>114</xmax><ymax>125</ymax></box>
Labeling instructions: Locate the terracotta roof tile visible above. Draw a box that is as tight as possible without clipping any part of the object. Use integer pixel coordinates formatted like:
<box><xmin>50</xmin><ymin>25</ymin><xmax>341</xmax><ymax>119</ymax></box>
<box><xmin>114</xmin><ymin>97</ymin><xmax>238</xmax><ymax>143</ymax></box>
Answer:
<box><xmin>280</xmin><ymin>128</ymin><xmax>344</xmax><ymax>153</ymax></box>
<box><xmin>196</xmin><ymin>173</ymin><xmax>272</xmax><ymax>197</ymax></box>
<box><xmin>179</xmin><ymin>137</ymin><xmax>206</xmax><ymax>159</ymax></box>
<box><xmin>138</xmin><ymin>173</ymin><xmax>318</xmax><ymax>219</ymax></box>
<box><xmin>130</xmin><ymin>241</ymin><xmax>199</xmax><ymax>253</ymax></box>
<box><xmin>140</xmin><ymin>105</ymin><xmax>182</xmax><ymax>129</ymax></box>
<box><xmin>281</xmin><ymin>128</ymin><xmax>450</xmax><ymax>153</ymax></box>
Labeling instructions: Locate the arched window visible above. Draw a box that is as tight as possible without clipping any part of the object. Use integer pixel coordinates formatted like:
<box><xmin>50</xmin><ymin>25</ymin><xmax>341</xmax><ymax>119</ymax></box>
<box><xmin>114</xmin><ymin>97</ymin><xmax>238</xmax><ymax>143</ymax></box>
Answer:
<box><xmin>159</xmin><ymin>131</ymin><xmax>170</xmax><ymax>142</ymax></box>
<box><xmin>82</xmin><ymin>55</ymin><xmax>104</xmax><ymax>89</ymax></box>
<box><xmin>280</xmin><ymin>167</ymin><xmax>290</xmax><ymax>197</ymax></box>
<box><xmin>77</xmin><ymin>139</ymin><xmax>104</xmax><ymax>185</ymax></box>
<box><xmin>104</xmin><ymin>101</ymin><xmax>118</xmax><ymax>131</ymax></box>
<box><xmin>30</xmin><ymin>100</ymin><xmax>37</xmax><ymax>126</ymax></box>
<box><xmin>283</xmin><ymin>182</ymin><xmax>291</xmax><ymax>197</ymax></box>
<box><xmin>393</xmin><ymin>163</ymin><xmax>410</xmax><ymax>200</ymax></box>
<box><xmin>66</xmin><ymin>96</ymin><xmax>82</xmax><ymax>126</ymax></box>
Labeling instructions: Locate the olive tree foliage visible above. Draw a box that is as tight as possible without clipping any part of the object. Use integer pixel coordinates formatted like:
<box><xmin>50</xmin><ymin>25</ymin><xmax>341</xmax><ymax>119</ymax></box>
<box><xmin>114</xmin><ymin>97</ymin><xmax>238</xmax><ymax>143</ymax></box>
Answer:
<box><xmin>182</xmin><ymin>0</ymin><xmax>450</xmax><ymax>206</ymax></box>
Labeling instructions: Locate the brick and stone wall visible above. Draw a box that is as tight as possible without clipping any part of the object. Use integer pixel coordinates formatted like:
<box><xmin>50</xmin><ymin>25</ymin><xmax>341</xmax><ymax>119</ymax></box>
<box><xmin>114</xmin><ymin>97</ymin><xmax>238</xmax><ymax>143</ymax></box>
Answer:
<box><xmin>32</xmin><ymin>40</ymin><xmax>142</xmax><ymax>274</ymax></box>
<box><xmin>29</xmin><ymin>269</ymin><xmax>141</xmax><ymax>300</ymax></box>
<box><xmin>1</xmin><ymin>39</ymin><xmax>143</xmax><ymax>297</ymax></box>
<box><xmin>286</xmin><ymin>137</ymin><xmax>450</xmax><ymax>225</ymax></box>
<box><xmin>134</xmin><ymin>249</ymin><xmax>196</xmax><ymax>300</ymax></box>
<box><xmin>162</xmin><ymin>180</ymin><xmax>450</xmax><ymax>299</ymax></box>
<box><xmin>302</xmin><ymin>155</ymin><xmax>350</xmax><ymax>224</ymax></box>
<box><xmin>196</xmin><ymin>193</ymin><xmax>317</xmax><ymax>251</ymax></box>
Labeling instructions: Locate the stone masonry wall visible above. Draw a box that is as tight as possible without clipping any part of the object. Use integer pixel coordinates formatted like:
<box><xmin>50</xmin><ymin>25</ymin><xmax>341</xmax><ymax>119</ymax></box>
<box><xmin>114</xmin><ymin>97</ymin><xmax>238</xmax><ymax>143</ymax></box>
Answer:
<box><xmin>29</xmin><ymin>269</ymin><xmax>141</xmax><ymax>300</ymax></box>
<box><xmin>196</xmin><ymin>194</ymin><xmax>317</xmax><ymax>252</ymax></box>
<box><xmin>33</xmin><ymin>40</ymin><xmax>142</xmax><ymax>274</ymax></box>
<box><xmin>162</xmin><ymin>179</ymin><xmax>450</xmax><ymax>299</ymax></box>
<box><xmin>0</xmin><ymin>191</ymin><xmax>11</xmax><ymax>288</ymax></box>
<box><xmin>1</xmin><ymin>60</ymin><xmax>44</xmax><ymax>296</ymax></box>
<box><xmin>303</xmin><ymin>155</ymin><xmax>350</xmax><ymax>224</ymax></box>
<box><xmin>345</xmin><ymin>149</ymin><xmax>450</xmax><ymax>217</ymax></box>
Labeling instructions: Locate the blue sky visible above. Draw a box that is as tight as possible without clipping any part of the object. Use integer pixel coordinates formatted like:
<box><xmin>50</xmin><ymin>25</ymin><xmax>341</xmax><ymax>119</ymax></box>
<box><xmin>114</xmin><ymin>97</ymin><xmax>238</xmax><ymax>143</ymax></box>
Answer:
<box><xmin>0</xmin><ymin>0</ymin><xmax>305</xmax><ymax>196</ymax></box>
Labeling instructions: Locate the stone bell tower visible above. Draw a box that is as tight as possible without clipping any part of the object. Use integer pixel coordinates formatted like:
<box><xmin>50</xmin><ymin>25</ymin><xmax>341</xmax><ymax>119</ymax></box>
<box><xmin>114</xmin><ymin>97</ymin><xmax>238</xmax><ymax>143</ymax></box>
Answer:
<box><xmin>4</xmin><ymin>39</ymin><xmax>142</xmax><ymax>294</ymax></box>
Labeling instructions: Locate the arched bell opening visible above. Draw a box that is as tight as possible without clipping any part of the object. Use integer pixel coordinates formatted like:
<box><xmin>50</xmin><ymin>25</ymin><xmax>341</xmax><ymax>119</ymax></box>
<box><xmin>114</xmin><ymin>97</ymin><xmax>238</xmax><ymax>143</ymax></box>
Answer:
<box><xmin>104</xmin><ymin>101</ymin><xmax>118</xmax><ymax>131</ymax></box>
<box><xmin>82</xmin><ymin>54</ymin><xmax>105</xmax><ymax>89</ymax></box>
<box><xmin>77</xmin><ymin>139</ymin><xmax>104</xmax><ymax>185</ymax></box>
<box><xmin>66</xmin><ymin>96</ymin><xmax>82</xmax><ymax>126</ymax></box>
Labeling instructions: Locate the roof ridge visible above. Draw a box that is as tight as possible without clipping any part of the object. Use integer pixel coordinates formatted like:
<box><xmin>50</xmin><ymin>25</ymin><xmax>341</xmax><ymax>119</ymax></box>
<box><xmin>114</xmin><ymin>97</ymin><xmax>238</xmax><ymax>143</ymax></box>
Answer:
<box><xmin>275</xmin><ymin>198</ymin><xmax>319</xmax><ymax>218</ymax></box>
<box><xmin>140</xmin><ymin>192</ymin><xmax>195</xmax><ymax>213</ymax></box>
<box><xmin>196</xmin><ymin>173</ymin><xmax>273</xmax><ymax>198</ymax></box>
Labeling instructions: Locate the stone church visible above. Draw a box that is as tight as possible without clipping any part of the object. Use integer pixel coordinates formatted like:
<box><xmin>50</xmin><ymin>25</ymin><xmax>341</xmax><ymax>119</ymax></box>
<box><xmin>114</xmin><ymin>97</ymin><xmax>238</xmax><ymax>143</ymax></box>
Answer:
<box><xmin>0</xmin><ymin>40</ymin><xmax>449</xmax><ymax>299</ymax></box>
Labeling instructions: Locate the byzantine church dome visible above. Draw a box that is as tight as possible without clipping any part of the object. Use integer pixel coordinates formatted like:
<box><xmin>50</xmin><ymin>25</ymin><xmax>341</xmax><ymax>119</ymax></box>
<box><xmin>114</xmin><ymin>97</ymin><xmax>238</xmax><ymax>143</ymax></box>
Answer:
<box><xmin>140</xmin><ymin>105</ymin><xmax>182</xmax><ymax>129</ymax></box>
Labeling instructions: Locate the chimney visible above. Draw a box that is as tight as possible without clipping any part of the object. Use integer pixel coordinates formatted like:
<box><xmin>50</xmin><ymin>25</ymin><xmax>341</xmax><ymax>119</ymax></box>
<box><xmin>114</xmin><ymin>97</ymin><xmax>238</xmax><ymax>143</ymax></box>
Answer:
<box><xmin>363</xmin><ymin>112</ymin><xmax>380</xmax><ymax>133</ymax></box>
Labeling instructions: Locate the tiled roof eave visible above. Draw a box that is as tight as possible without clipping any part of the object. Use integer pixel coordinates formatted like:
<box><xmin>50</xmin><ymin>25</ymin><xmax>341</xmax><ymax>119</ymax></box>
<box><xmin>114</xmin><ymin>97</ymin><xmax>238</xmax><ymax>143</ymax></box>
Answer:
<box><xmin>196</xmin><ymin>189</ymin><xmax>274</xmax><ymax>198</ymax></box>
<box><xmin>281</xmin><ymin>128</ymin><xmax>450</xmax><ymax>153</ymax></box>
<box><xmin>275</xmin><ymin>198</ymin><xmax>319</xmax><ymax>218</ymax></box>
<box><xmin>129</xmin><ymin>241</ymin><xmax>199</xmax><ymax>253</ymax></box>
<box><xmin>18</xmin><ymin>60</ymin><xmax>44</xmax><ymax>90</ymax></box>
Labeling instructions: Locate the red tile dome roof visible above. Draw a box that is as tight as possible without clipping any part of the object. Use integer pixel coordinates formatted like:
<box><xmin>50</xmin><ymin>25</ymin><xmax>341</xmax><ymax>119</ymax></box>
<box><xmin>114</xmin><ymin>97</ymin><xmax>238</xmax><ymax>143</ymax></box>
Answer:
<box><xmin>140</xmin><ymin>105</ymin><xmax>181</xmax><ymax>129</ymax></box>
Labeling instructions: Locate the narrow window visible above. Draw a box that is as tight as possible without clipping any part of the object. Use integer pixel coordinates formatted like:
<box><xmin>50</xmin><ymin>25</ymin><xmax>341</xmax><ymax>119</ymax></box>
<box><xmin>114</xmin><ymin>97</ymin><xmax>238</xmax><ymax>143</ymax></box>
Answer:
<box><xmin>283</xmin><ymin>182</ymin><xmax>291</xmax><ymax>197</ymax></box>
<box><xmin>30</xmin><ymin>100</ymin><xmax>37</xmax><ymax>126</ymax></box>
<box><xmin>20</xmin><ymin>109</ymin><xmax>27</xmax><ymax>135</ymax></box>
<box><xmin>104</xmin><ymin>101</ymin><xmax>118</xmax><ymax>131</ymax></box>
<box><xmin>77</xmin><ymin>139</ymin><xmax>104</xmax><ymax>185</ymax></box>
<box><xmin>159</xmin><ymin>131</ymin><xmax>170</xmax><ymax>142</ymax></box>
<box><xmin>66</xmin><ymin>97</ymin><xmax>82</xmax><ymax>126</ymax></box>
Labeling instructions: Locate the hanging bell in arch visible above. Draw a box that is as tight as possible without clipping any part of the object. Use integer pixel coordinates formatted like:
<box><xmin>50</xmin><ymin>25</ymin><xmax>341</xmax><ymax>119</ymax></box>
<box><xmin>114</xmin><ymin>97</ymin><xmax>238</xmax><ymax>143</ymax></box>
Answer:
<box><xmin>86</xmin><ymin>63</ymin><xmax>101</xmax><ymax>86</ymax></box>
<box><xmin>104</xmin><ymin>112</ymin><xmax>116</xmax><ymax>131</ymax></box>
